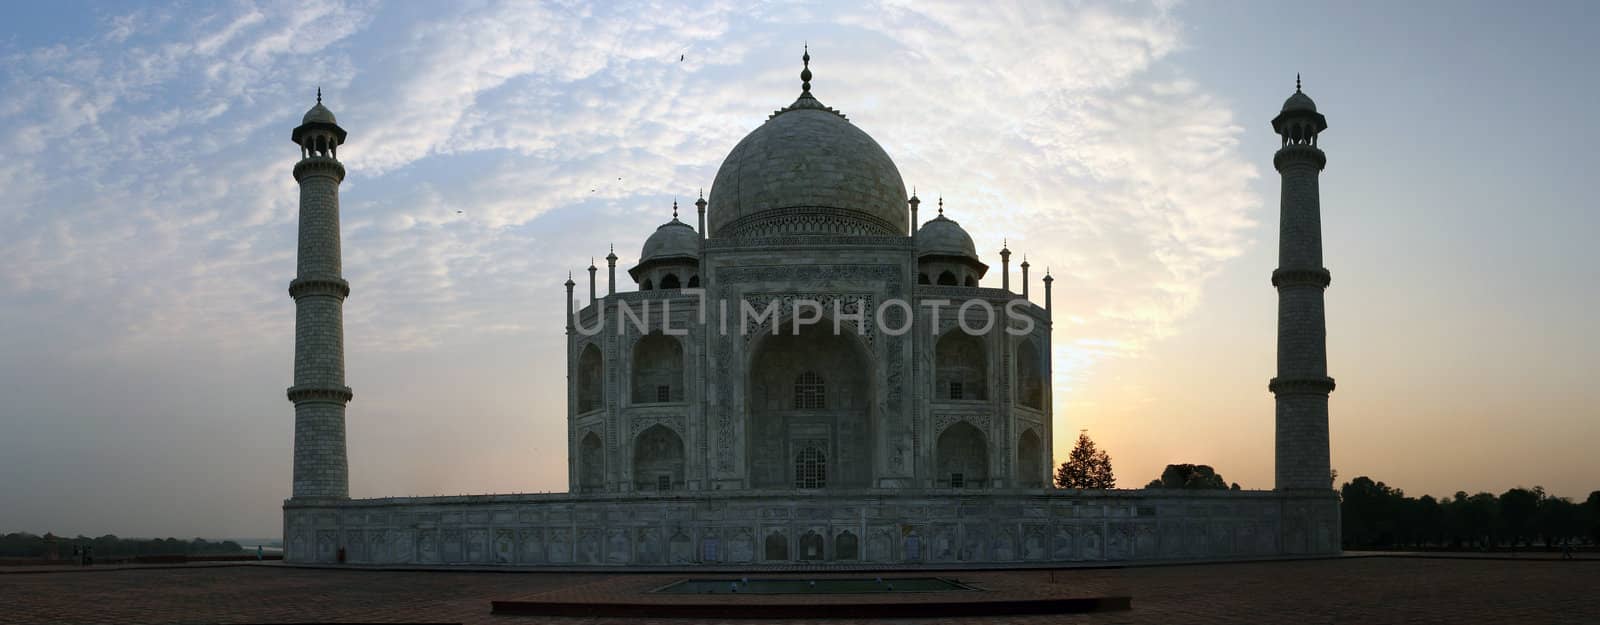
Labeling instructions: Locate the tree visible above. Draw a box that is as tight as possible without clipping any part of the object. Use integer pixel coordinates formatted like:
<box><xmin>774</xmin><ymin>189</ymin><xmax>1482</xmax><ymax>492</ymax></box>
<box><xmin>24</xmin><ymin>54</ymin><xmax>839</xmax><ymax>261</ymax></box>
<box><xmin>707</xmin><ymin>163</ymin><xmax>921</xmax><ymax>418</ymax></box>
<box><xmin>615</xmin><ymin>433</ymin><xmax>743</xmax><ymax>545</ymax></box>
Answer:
<box><xmin>1499</xmin><ymin>487</ymin><xmax>1541</xmax><ymax>548</ymax></box>
<box><xmin>1054</xmin><ymin>431</ymin><xmax>1115</xmax><ymax>489</ymax></box>
<box><xmin>1145</xmin><ymin>464</ymin><xmax>1230</xmax><ymax>490</ymax></box>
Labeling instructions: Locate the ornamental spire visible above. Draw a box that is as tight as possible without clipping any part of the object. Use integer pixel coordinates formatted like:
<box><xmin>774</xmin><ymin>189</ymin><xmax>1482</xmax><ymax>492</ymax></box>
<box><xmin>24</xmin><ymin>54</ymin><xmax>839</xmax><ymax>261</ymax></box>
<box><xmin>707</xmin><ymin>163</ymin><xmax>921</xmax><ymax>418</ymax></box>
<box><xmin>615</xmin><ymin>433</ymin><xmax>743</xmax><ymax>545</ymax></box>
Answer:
<box><xmin>316</xmin><ymin>86</ymin><xmax>322</xmax><ymax>104</ymax></box>
<box><xmin>801</xmin><ymin>42</ymin><xmax>812</xmax><ymax>95</ymax></box>
<box><xmin>1296</xmin><ymin>73</ymin><xmax>1302</xmax><ymax>93</ymax></box>
<box><xmin>673</xmin><ymin>197</ymin><xmax>679</xmax><ymax>219</ymax></box>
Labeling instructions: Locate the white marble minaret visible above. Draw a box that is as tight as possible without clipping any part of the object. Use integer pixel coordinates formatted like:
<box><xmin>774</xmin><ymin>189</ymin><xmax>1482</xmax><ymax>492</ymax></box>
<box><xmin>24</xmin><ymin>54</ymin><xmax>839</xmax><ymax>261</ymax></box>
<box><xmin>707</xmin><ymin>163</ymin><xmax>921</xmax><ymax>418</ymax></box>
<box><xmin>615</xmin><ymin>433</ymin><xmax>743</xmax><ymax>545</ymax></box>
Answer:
<box><xmin>287</xmin><ymin>90</ymin><xmax>352</xmax><ymax>499</ymax></box>
<box><xmin>1269</xmin><ymin>77</ymin><xmax>1335</xmax><ymax>492</ymax></box>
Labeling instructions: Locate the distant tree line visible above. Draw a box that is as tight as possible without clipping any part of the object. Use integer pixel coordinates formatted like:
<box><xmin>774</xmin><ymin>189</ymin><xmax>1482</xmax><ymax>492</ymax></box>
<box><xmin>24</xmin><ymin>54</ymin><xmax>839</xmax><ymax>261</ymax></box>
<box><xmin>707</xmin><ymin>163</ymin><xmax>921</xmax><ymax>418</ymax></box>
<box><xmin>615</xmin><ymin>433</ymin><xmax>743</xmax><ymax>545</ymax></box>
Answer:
<box><xmin>0</xmin><ymin>533</ymin><xmax>247</xmax><ymax>558</ymax></box>
<box><xmin>1340</xmin><ymin>477</ymin><xmax>1600</xmax><ymax>550</ymax></box>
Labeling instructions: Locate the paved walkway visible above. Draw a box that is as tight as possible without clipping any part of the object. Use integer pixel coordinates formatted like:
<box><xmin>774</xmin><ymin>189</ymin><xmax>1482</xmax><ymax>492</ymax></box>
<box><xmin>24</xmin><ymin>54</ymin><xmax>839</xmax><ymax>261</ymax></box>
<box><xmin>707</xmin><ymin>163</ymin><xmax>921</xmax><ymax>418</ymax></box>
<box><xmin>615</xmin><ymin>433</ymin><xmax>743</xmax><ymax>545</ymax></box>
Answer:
<box><xmin>0</xmin><ymin>556</ymin><xmax>1594</xmax><ymax>624</ymax></box>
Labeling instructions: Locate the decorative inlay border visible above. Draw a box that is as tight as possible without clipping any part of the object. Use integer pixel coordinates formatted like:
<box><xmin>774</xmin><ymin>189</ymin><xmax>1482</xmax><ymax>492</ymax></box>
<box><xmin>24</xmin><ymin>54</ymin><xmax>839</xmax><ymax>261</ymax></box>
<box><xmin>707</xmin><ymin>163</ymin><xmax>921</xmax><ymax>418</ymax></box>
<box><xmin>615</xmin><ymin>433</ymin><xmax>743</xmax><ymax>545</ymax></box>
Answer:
<box><xmin>721</xmin><ymin>206</ymin><xmax>902</xmax><ymax>239</ymax></box>
<box><xmin>932</xmin><ymin>413</ymin><xmax>991</xmax><ymax>437</ymax></box>
<box><xmin>630</xmin><ymin>415</ymin><xmax>686</xmax><ymax>440</ymax></box>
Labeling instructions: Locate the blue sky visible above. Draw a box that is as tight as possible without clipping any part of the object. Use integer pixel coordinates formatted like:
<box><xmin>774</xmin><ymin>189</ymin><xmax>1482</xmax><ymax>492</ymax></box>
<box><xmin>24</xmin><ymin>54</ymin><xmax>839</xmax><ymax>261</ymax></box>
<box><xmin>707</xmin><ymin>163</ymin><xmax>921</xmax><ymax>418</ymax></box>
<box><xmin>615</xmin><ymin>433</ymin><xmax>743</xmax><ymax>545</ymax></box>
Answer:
<box><xmin>0</xmin><ymin>1</ymin><xmax>1594</xmax><ymax>538</ymax></box>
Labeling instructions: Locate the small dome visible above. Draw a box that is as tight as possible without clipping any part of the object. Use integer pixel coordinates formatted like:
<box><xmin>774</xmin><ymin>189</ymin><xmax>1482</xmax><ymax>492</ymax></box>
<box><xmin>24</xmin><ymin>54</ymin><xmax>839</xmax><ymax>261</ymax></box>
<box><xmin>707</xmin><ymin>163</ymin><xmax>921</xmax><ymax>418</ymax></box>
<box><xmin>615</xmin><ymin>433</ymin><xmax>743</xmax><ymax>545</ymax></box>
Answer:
<box><xmin>640</xmin><ymin>218</ymin><xmax>699</xmax><ymax>263</ymax></box>
<box><xmin>916</xmin><ymin>214</ymin><xmax>977</xmax><ymax>259</ymax></box>
<box><xmin>302</xmin><ymin>102</ymin><xmax>337</xmax><ymax>125</ymax></box>
<box><xmin>1281</xmin><ymin>91</ymin><xmax>1316</xmax><ymax>113</ymax></box>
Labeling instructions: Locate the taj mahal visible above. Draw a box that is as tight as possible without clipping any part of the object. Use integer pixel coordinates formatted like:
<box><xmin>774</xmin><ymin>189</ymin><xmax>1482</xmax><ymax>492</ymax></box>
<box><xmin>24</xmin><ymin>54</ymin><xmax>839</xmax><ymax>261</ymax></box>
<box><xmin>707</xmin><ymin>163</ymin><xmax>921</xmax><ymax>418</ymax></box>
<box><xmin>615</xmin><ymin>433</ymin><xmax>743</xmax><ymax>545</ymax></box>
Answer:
<box><xmin>282</xmin><ymin>51</ymin><xmax>1341</xmax><ymax>567</ymax></box>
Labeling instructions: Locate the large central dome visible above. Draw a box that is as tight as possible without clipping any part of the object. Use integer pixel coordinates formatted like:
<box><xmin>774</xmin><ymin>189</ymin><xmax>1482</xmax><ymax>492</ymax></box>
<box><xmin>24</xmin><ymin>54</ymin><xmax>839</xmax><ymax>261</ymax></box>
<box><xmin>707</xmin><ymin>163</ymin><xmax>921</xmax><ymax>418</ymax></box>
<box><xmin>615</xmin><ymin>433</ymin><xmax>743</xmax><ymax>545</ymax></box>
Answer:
<box><xmin>707</xmin><ymin>54</ymin><xmax>908</xmax><ymax>239</ymax></box>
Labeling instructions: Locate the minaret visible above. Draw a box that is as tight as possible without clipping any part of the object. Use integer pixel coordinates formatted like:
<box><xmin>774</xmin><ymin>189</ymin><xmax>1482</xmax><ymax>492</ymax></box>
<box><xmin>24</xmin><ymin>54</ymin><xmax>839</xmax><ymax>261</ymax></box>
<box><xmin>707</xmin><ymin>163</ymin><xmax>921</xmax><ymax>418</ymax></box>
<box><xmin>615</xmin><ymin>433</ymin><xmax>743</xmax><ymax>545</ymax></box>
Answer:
<box><xmin>999</xmin><ymin>240</ymin><xmax>1011</xmax><ymax>292</ymax></box>
<box><xmin>287</xmin><ymin>90</ymin><xmax>352</xmax><ymax>499</ymax></box>
<box><xmin>695</xmin><ymin>190</ymin><xmax>707</xmax><ymax>240</ymax></box>
<box><xmin>1269</xmin><ymin>75</ymin><xmax>1335</xmax><ymax>491</ymax></box>
<box><xmin>587</xmin><ymin>259</ymin><xmax>597</xmax><ymax>305</ymax></box>
<box><xmin>564</xmin><ymin>273</ymin><xmax>576</xmax><ymax>333</ymax></box>
<box><xmin>606</xmin><ymin>245</ymin><xmax>618</xmax><ymax>295</ymax></box>
<box><xmin>1042</xmin><ymin>270</ymin><xmax>1053</xmax><ymax>316</ymax></box>
<box><xmin>1020</xmin><ymin>256</ymin><xmax>1030</xmax><ymax>299</ymax></box>
<box><xmin>908</xmin><ymin>188</ymin><xmax>920</xmax><ymax>234</ymax></box>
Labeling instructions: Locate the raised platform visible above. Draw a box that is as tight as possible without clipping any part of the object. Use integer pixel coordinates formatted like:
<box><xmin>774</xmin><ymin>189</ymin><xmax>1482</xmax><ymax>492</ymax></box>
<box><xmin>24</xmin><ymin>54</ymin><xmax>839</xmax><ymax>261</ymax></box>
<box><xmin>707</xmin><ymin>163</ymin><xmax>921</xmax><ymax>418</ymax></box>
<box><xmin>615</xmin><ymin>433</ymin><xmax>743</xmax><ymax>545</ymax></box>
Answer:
<box><xmin>284</xmin><ymin>488</ymin><xmax>1339</xmax><ymax>567</ymax></box>
<box><xmin>489</xmin><ymin>571</ymin><xmax>1130</xmax><ymax>618</ymax></box>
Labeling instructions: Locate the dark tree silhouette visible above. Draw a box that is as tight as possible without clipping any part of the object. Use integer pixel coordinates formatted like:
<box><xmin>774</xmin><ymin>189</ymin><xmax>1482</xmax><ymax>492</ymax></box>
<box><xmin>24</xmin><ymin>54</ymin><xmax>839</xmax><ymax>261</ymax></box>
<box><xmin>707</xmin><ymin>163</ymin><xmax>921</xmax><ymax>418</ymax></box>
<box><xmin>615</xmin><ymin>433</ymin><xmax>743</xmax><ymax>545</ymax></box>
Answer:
<box><xmin>1336</xmin><ymin>477</ymin><xmax>1596</xmax><ymax>550</ymax></box>
<box><xmin>1054</xmin><ymin>431</ymin><xmax>1115</xmax><ymax>489</ymax></box>
<box><xmin>1144</xmin><ymin>464</ymin><xmax>1230</xmax><ymax>490</ymax></box>
<box><xmin>1499</xmin><ymin>487</ymin><xmax>1541</xmax><ymax>547</ymax></box>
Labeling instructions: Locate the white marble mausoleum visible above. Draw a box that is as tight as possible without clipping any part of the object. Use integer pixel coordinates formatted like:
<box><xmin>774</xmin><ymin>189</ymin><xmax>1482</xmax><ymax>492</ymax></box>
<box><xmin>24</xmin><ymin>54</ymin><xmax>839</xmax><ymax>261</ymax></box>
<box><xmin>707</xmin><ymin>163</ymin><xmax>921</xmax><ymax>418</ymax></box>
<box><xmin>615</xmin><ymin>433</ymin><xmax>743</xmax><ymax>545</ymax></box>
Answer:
<box><xmin>281</xmin><ymin>54</ymin><xmax>1341</xmax><ymax>567</ymax></box>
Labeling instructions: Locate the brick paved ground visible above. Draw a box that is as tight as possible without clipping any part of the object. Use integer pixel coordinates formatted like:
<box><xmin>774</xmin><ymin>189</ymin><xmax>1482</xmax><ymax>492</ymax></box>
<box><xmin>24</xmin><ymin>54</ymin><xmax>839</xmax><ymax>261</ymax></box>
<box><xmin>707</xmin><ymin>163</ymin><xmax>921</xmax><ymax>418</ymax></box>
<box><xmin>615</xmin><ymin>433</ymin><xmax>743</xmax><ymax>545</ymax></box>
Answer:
<box><xmin>0</xmin><ymin>557</ymin><xmax>1595</xmax><ymax>624</ymax></box>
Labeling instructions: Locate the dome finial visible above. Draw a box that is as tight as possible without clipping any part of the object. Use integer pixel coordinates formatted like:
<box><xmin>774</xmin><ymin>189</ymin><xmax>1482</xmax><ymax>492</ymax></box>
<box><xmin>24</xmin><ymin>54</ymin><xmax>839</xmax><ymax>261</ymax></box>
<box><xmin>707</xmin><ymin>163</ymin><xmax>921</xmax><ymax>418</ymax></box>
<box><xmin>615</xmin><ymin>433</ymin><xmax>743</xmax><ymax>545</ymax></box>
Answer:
<box><xmin>1296</xmin><ymin>73</ymin><xmax>1302</xmax><ymax>93</ymax></box>
<box><xmin>938</xmin><ymin>196</ymin><xmax>944</xmax><ymax>215</ymax></box>
<box><xmin>316</xmin><ymin>86</ymin><xmax>322</xmax><ymax>104</ymax></box>
<box><xmin>800</xmin><ymin>42</ymin><xmax>812</xmax><ymax>95</ymax></box>
<box><xmin>673</xmin><ymin>197</ymin><xmax>679</xmax><ymax>219</ymax></box>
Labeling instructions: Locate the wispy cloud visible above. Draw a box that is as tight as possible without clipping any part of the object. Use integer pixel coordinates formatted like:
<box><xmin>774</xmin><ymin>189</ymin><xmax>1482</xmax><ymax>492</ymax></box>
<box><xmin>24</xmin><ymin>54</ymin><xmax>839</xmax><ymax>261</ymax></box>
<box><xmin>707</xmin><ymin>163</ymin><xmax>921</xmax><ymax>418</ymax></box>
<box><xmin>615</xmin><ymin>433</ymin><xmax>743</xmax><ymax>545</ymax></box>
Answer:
<box><xmin>0</xmin><ymin>0</ymin><xmax>1257</xmax><ymax>536</ymax></box>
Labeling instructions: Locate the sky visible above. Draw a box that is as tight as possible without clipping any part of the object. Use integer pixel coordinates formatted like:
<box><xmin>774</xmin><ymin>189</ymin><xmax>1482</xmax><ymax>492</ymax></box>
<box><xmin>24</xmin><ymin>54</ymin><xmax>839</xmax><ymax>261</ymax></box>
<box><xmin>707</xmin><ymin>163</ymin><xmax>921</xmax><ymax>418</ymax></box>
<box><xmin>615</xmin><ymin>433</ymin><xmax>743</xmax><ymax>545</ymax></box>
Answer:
<box><xmin>0</xmin><ymin>1</ymin><xmax>1594</xmax><ymax>539</ymax></box>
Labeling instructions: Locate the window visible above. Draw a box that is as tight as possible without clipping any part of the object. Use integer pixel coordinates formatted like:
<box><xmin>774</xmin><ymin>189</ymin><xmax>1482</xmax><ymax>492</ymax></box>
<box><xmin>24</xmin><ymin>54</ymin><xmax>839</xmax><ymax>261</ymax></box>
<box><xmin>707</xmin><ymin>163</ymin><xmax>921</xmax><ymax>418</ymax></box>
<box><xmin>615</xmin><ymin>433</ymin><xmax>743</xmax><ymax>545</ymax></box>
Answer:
<box><xmin>949</xmin><ymin>382</ymin><xmax>963</xmax><ymax>400</ymax></box>
<box><xmin>794</xmin><ymin>447</ymin><xmax>827</xmax><ymax>489</ymax></box>
<box><xmin>793</xmin><ymin>371</ymin><xmax>825</xmax><ymax>410</ymax></box>
<box><xmin>950</xmin><ymin>472</ymin><xmax>965</xmax><ymax>488</ymax></box>
<box><xmin>657</xmin><ymin>474</ymin><xmax>672</xmax><ymax>491</ymax></box>
<box><xmin>657</xmin><ymin>385</ymin><xmax>671</xmax><ymax>403</ymax></box>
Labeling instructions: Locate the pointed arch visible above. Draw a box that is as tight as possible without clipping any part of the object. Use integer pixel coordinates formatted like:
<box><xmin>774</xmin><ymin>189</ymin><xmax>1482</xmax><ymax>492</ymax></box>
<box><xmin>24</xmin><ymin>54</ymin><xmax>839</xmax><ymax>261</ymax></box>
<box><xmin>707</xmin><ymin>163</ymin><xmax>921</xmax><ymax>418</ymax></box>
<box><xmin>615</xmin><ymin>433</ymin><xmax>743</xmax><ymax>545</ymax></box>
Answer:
<box><xmin>799</xmin><ymin>530</ymin><xmax>825</xmax><ymax>561</ymax></box>
<box><xmin>936</xmin><ymin>329</ymin><xmax>987</xmax><ymax>401</ymax></box>
<box><xmin>577</xmin><ymin>343</ymin><xmax>604</xmax><ymax>414</ymax></box>
<box><xmin>918</xmin><ymin>273</ymin><xmax>931</xmax><ymax>285</ymax></box>
<box><xmin>687</xmin><ymin>275</ymin><xmax>700</xmax><ymax>288</ymax></box>
<box><xmin>659</xmin><ymin>273</ymin><xmax>681</xmax><ymax>290</ymax></box>
<box><xmin>765</xmin><ymin>531</ymin><xmax>788</xmax><ymax>561</ymax></box>
<box><xmin>631</xmin><ymin>333</ymin><xmax>683</xmax><ymax>404</ymax></box>
<box><xmin>963</xmin><ymin>275</ymin><xmax>978</xmax><ymax>287</ymax></box>
<box><xmin>835</xmin><ymin>530</ymin><xmax>859</xmax><ymax>560</ymax></box>
<box><xmin>1016</xmin><ymin>338</ymin><xmax>1044</xmax><ymax>410</ymax></box>
<box><xmin>1016</xmin><ymin>428</ymin><xmax>1044</xmax><ymax>488</ymax></box>
<box><xmin>936</xmin><ymin>421</ymin><xmax>988</xmax><ymax>488</ymax></box>
<box><xmin>578</xmin><ymin>432</ymin><xmax>604</xmax><ymax>493</ymax></box>
<box><xmin>746</xmin><ymin>317</ymin><xmax>873</xmax><ymax>489</ymax></box>
<box><xmin>640</xmin><ymin>278</ymin><xmax>653</xmax><ymax>291</ymax></box>
<box><xmin>937</xmin><ymin>270</ymin><xmax>958</xmax><ymax>285</ymax></box>
<box><xmin>632</xmin><ymin>424</ymin><xmax>684</xmax><ymax>491</ymax></box>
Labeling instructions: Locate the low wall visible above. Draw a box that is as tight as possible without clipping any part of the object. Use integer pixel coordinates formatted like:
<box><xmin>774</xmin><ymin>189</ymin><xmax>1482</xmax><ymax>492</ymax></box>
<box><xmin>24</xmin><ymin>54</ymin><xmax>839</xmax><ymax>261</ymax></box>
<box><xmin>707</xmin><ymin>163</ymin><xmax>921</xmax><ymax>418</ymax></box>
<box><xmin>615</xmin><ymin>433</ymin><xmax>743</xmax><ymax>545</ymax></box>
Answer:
<box><xmin>282</xmin><ymin>489</ymin><xmax>1339</xmax><ymax>566</ymax></box>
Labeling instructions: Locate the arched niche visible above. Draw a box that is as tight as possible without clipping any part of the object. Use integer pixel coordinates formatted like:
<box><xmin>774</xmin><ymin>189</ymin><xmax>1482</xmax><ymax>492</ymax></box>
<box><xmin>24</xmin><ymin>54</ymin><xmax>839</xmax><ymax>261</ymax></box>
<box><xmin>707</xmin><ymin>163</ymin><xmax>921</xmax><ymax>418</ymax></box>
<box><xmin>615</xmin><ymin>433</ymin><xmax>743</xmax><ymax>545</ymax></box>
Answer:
<box><xmin>632</xmin><ymin>424</ymin><xmax>684</xmax><ymax>491</ymax></box>
<box><xmin>746</xmin><ymin>318</ymin><xmax>873</xmax><ymax>489</ymax></box>
<box><xmin>835</xmin><ymin>530</ymin><xmax>859</xmax><ymax>560</ymax></box>
<box><xmin>577</xmin><ymin>343</ymin><xmax>604</xmax><ymax>414</ymax></box>
<box><xmin>660</xmin><ymin>273</ymin><xmax>681</xmax><ymax>290</ymax></box>
<box><xmin>1016</xmin><ymin>428</ymin><xmax>1043</xmax><ymax>487</ymax></box>
<box><xmin>1016</xmin><ymin>338</ymin><xmax>1044</xmax><ymax>410</ymax></box>
<box><xmin>935</xmin><ymin>330</ymin><xmax>987</xmax><ymax>401</ymax></box>
<box><xmin>764</xmin><ymin>531</ymin><xmax>788</xmax><ymax>561</ymax></box>
<box><xmin>632</xmin><ymin>333</ymin><xmax>683</xmax><ymax>404</ymax></box>
<box><xmin>937</xmin><ymin>270</ymin><xmax>958</xmax><ymax>285</ymax></box>
<box><xmin>578</xmin><ymin>432</ymin><xmax>604</xmax><ymax>493</ymax></box>
<box><xmin>935</xmin><ymin>421</ymin><xmax>988</xmax><ymax>488</ymax></box>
